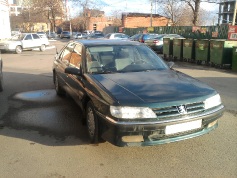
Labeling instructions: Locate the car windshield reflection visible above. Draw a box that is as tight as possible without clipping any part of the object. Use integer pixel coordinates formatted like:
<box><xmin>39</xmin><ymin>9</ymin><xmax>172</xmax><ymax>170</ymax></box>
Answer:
<box><xmin>86</xmin><ymin>45</ymin><xmax>168</xmax><ymax>74</ymax></box>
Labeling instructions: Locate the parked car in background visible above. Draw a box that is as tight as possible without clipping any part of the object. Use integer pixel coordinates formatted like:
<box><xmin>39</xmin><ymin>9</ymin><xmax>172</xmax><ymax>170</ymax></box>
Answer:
<box><xmin>73</xmin><ymin>32</ymin><xmax>87</xmax><ymax>39</ymax></box>
<box><xmin>83</xmin><ymin>30</ymin><xmax>92</xmax><ymax>35</ymax></box>
<box><xmin>47</xmin><ymin>32</ymin><xmax>57</xmax><ymax>39</ymax></box>
<box><xmin>104</xmin><ymin>33</ymin><xmax>129</xmax><ymax>40</ymax></box>
<box><xmin>85</xmin><ymin>33</ymin><xmax>104</xmax><ymax>39</ymax></box>
<box><xmin>53</xmin><ymin>39</ymin><xmax>224</xmax><ymax>147</ymax></box>
<box><xmin>145</xmin><ymin>34</ymin><xmax>184</xmax><ymax>53</ymax></box>
<box><xmin>37</xmin><ymin>32</ymin><xmax>47</xmax><ymax>38</ymax></box>
<box><xmin>129</xmin><ymin>33</ymin><xmax>142</xmax><ymax>41</ymax></box>
<box><xmin>60</xmin><ymin>31</ymin><xmax>71</xmax><ymax>39</ymax></box>
<box><xmin>0</xmin><ymin>52</ymin><xmax>3</xmax><ymax>91</ymax></box>
<box><xmin>130</xmin><ymin>33</ymin><xmax>159</xmax><ymax>43</ymax></box>
<box><xmin>0</xmin><ymin>33</ymin><xmax>49</xmax><ymax>54</ymax></box>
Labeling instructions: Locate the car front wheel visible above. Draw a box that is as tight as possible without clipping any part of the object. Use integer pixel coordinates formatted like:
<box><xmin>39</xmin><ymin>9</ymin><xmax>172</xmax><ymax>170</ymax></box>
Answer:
<box><xmin>40</xmin><ymin>44</ymin><xmax>46</xmax><ymax>51</ymax></box>
<box><xmin>0</xmin><ymin>71</ymin><xmax>3</xmax><ymax>92</ymax></box>
<box><xmin>54</xmin><ymin>73</ymin><xmax>65</xmax><ymax>96</ymax></box>
<box><xmin>15</xmin><ymin>46</ymin><xmax>22</xmax><ymax>54</ymax></box>
<box><xmin>86</xmin><ymin>101</ymin><xmax>99</xmax><ymax>143</ymax></box>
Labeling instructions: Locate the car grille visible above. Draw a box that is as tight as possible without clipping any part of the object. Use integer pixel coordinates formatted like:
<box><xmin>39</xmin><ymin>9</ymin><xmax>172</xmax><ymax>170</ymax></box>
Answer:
<box><xmin>148</xmin><ymin>127</ymin><xmax>204</xmax><ymax>141</ymax></box>
<box><xmin>152</xmin><ymin>102</ymin><xmax>205</xmax><ymax>120</ymax></box>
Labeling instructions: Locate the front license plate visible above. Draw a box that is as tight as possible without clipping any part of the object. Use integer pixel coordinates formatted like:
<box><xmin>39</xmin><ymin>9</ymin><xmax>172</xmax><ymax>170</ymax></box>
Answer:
<box><xmin>165</xmin><ymin>120</ymin><xmax>202</xmax><ymax>135</ymax></box>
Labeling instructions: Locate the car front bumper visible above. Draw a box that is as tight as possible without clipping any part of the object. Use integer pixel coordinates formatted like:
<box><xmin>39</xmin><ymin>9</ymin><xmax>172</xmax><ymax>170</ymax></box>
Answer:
<box><xmin>150</xmin><ymin>45</ymin><xmax>163</xmax><ymax>52</ymax></box>
<box><xmin>97</xmin><ymin>105</ymin><xmax>224</xmax><ymax>147</ymax></box>
<box><xmin>0</xmin><ymin>46</ymin><xmax>16</xmax><ymax>52</ymax></box>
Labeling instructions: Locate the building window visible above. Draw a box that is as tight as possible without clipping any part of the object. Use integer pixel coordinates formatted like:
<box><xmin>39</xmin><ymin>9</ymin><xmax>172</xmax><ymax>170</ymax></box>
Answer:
<box><xmin>93</xmin><ymin>24</ymin><xmax>97</xmax><ymax>31</ymax></box>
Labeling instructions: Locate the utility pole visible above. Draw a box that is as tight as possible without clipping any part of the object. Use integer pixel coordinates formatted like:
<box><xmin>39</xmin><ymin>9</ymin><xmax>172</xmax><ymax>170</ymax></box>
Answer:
<box><xmin>232</xmin><ymin>0</ymin><xmax>237</xmax><ymax>25</ymax></box>
<box><xmin>150</xmin><ymin>0</ymin><xmax>153</xmax><ymax>27</ymax></box>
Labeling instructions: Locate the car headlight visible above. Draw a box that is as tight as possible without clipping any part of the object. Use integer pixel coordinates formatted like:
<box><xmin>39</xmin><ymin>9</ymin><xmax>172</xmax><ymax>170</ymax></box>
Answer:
<box><xmin>204</xmin><ymin>94</ymin><xmax>222</xmax><ymax>109</ymax></box>
<box><xmin>110</xmin><ymin>106</ymin><xmax>157</xmax><ymax>119</ymax></box>
<box><xmin>4</xmin><ymin>44</ymin><xmax>9</xmax><ymax>47</ymax></box>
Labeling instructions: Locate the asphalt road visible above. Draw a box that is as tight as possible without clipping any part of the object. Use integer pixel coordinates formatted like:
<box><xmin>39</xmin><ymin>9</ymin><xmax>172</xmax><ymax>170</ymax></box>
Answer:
<box><xmin>0</xmin><ymin>39</ymin><xmax>237</xmax><ymax>178</ymax></box>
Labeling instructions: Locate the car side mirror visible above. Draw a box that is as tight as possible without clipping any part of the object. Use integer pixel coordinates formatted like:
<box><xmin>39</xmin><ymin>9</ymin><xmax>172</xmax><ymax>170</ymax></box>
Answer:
<box><xmin>65</xmin><ymin>67</ymin><xmax>81</xmax><ymax>76</ymax></box>
<box><xmin>167</xmin><ymin>62</ymin><xmax>174</xmax><ymax>69</ymax></box>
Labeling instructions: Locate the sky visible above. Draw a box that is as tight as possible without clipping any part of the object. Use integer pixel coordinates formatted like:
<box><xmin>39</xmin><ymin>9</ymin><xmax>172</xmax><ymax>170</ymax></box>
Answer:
<box><xmin>99</xmin><ymin>0</ymin><xmax>219</xmax><ymax>16</ymax></box>
<box><xmin>8</xmin><ymin>0</ymin><xmax>219</xmax><ymax>22</ymax></box>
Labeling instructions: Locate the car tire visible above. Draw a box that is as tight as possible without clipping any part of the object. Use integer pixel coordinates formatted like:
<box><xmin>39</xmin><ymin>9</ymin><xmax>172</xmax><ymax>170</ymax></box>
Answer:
<box><xmin>15</xmin><ymin>46</ymin><xmax>22</xmax><ymax>54</ymax></box>
<box><xmin>54</xmin><ymin>73</ymin><xmax>65</xmax><ymax>96</ymax></box>
<box><xmin>86</xmin><ymin>101</ymin><xmax>99</xmax><ymax>143</ymax></box>
<box><xmin>0</xmin><ymin>71</ymin><xmax>3</xmax><ymax>92</ymax></box>
<box><xmin>40</xmin><ymin>44</ymin><xmax>46</xmax><ymax>52</ymax></box>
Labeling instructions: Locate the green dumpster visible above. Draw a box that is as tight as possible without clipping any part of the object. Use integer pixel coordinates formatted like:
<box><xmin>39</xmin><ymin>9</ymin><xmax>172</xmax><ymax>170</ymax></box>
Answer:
<box><xmin>183</xmin><ymin>39</ymin><xmax>195</xmax><ymax>62</ymax></box>
<box><xmin>232</xmin><ymin>46</ymin><xmax>237</xmax><ymax>71</ymax></box>
<box><xmin>210</xmin><ymin>40</ymin><xmax>237</xmax><ymax>68</ymax></box>
<box><xmin>195</xmin><ymin>39</ymin><xmax>210</xmax><ymax>65</ymax></box>
<box><xmin>173</xmin><ymin>38</ymin><xmax>185</xmax><ymax>61</ymax></box>
<box><xmin>163</xmin><ymin>38</ymin><xmax>173</xmax><ymax>60</ymax></box>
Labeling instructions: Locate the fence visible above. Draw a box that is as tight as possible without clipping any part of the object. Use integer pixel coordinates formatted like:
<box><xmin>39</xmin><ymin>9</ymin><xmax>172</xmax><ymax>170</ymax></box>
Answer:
<box><xmin>114</xmin><ymin>24</ymin><xmax>230</xmax><ymax>40</ymax></box>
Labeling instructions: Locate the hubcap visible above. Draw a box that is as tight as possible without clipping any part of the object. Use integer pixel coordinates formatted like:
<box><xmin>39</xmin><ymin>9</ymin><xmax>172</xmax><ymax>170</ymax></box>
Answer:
<box><xmin>16</xmin><ymin>47</ymin><xmax>22</xmax><ymax>53</ymax></box>
<box><xmin>41</xmin><ymin>45</ymin><xmax>45</xmax><ymax>51</ymax></box>
<box><xmin>87</xmin><ymin>107</ymin><xmax>95</xmax><ymax>138</ymax></box>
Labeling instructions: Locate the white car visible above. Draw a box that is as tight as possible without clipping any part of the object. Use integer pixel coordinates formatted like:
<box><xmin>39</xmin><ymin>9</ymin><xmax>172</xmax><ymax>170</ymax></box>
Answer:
<box><xmin>0</xmin><ymin>33</ymin><xmax>49</xmax><ymax>54</ymax></box>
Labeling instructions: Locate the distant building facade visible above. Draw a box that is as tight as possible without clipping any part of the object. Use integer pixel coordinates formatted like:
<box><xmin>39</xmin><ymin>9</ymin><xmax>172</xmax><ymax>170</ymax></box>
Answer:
<box><xmin>121</xmin><ymin>13</ymin><xmax>170</xmax><ymax>28</ymax></box>
<box><xmin>84</xmin><ymin>8</ymin><xmax>120</xmax><ymax>32</ymax></box>
<box><xmin>218</xmin><ymin>0</ymin><xmax>237</xmax><ymax>25</ymax></box>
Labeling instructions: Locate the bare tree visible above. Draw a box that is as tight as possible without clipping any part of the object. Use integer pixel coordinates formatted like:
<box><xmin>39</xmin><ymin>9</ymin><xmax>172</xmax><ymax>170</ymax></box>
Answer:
<box><xmin>155</xmin><ymin>0</ymin><xmax>185</xmax><ymax>26</ymax></box>
<box><xmin>32</xmin><ymin>0</ymin><xmax>64</xmax><ymax>32</ymax></box>
<box><xmin>182</xmin><ymin>0</ymin><xmax>201</xmax><ymax>26</ymax></box>
<box><xmin>154</xmin><ymin>0</ymin><xmax>215</xmax><ymax>26</ymax></box>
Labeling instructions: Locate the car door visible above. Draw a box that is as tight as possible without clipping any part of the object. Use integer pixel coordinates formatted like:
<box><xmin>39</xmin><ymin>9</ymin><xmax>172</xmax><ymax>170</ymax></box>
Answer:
<box><xmin>66</xmin><ymin>43</ymin><xmax>86</xmax><ymax>106</ymax></box>
<box><xmin>22</xmin><ymin>34</ymin><xmax>33</xmax><ymax>49</ymax></box>
<box><xmin>54</xmin><ymin>42</ymin><xmax>74</xmax><ymax>92</ymax></box>
<box><xmin>32</xmin><ymin>34</ymin><xmax>42</xmax><ymax>47</ymax></box>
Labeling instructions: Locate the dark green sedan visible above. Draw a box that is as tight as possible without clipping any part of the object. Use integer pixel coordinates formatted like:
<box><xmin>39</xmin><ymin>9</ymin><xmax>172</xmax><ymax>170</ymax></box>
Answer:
<box><xmin>0</xmin><ymin>52</ymin><xmax>3</xmax><ymax>92</ymax></box>
<box><xmin>53</xmin><ymin>39</ymin><xmax>224</xmax><ymax>147</ymax></box>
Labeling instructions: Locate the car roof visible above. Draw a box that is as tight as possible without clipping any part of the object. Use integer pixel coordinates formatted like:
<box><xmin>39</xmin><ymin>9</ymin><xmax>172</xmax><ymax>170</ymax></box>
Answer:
<box><xmin>74</xmin><ymin>39</ymin><xmax>143</xmax><ymax>47</ymax></box>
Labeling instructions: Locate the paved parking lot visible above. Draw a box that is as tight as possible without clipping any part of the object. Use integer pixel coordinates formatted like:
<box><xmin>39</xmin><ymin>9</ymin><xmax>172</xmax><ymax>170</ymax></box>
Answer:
<box><xmin>0</xmin><ymin>40</ymin><xmax>236</xmax><ymax>178</ymax></box>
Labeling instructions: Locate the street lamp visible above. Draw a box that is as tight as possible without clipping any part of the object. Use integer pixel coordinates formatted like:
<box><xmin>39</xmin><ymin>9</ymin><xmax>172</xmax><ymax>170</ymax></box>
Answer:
<box><xmin>46</xmin><ymin>7</ymin><xmax>51</xmax><ymax>34</ymax></box>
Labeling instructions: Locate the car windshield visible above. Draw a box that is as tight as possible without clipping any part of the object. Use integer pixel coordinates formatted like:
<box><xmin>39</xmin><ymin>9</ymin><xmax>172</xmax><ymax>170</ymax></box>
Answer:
<box><xmin>11</xmin><ymin>34</ymin><xmax>26</xmax><ymax>41</ymax></box>
<box><xmin>86</xmin><ymin>45</ymin><xmax>169</xmax><ymax>74</ymax></box>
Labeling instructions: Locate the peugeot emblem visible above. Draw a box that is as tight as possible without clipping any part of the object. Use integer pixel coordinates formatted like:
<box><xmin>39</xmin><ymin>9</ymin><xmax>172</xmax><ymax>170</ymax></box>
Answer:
<box><xmin>177</xmin><ymin>105</ymin><xmax>187</xmax><ymax>114</ymax></box>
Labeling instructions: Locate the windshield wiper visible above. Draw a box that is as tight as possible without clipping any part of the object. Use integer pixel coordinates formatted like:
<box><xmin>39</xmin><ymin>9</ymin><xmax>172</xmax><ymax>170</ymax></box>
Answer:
<box><xmin>95</xmin><ymin>70</ymin><xmax>117</xmax><ymax>74</ymax></box>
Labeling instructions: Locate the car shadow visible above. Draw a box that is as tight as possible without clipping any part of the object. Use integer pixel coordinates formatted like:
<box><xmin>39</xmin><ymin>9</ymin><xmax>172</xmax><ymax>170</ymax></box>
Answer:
<box><xmin>0</xmin><ymin>72</ymin><xmax>94</xmax><ymax>146</ymax></box>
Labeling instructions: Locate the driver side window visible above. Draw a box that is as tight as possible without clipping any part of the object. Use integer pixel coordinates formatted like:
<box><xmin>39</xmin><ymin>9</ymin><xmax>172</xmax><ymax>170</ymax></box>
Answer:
<box><xmin>24</xmin><ymin>35</ymin><xmax>32</xmax><ymax>40</ymax></box>
<box><xmin>59</xmin><ymin>43</ymin><xmax>75</xmax><ymax>65</ymax></box>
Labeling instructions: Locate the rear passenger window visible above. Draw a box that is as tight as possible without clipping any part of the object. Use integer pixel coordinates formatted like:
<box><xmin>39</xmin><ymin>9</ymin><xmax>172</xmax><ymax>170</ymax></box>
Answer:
<box><xmin>32</xmin><ymin>34</ymin><xmax>40</xmax><ymax>39</ymax></box>
<box><xmin>60</xmin><ymin>43</ymin><xmax>75</xmax><ymax>64</ymax></box>
<box><xmin>25</xmin><ymin>35</ymin><xmax>32</xmax><ymax>40</ymax></box>
<box><xmin>70</xmin><ymin>44</ymin><xmax>82</xmax><ymax>68</ymax></box>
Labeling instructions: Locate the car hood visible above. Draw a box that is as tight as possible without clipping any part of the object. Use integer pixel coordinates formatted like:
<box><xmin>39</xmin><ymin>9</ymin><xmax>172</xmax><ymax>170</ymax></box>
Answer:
<box><xmin>92</xmin><ymin>70</ymin><xmax>215</xmax><ymax>105</ymax></box>
<box><xmin>0</xmin><ymin>40</ymin><xmax>20</xmax><ymax>45</ymax></box>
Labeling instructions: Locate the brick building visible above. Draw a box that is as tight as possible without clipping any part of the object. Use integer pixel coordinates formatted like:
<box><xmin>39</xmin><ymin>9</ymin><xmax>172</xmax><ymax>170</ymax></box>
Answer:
<box><xmin>84</xmin><ymin>9</ymin><xmax>116</xmax><ymax>32</ymax></box>
<box><xmin>122</xmin><ymin>13</ymin><xmax>170</xmax><ymax>28</ymax></box>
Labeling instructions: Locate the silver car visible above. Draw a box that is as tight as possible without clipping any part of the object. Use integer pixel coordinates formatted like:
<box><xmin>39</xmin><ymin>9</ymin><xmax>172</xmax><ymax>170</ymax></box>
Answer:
<box><xmin>0</xmin><ymin>33</ymin><xmax>49</xmax><ymax>54</ymax></box>
<box><xmin>145</xmin><ymin>34</ymin><xmax>183</xmax><ymax>53</ymax></box>
<box><xmin>104</xmin><ymin>33</ymin><xmax>130</xmax><ymax>40</ymax></box>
